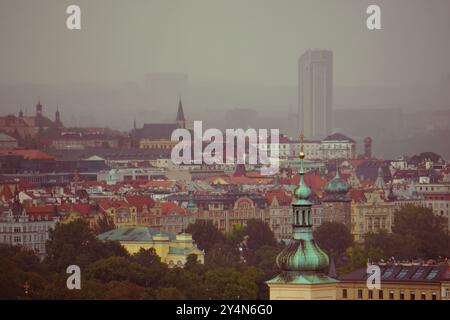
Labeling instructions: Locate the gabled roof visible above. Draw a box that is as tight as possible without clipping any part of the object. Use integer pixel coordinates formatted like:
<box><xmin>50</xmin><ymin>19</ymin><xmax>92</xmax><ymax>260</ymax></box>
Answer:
<box><xmin>125</xmin><ymin>195</ymin><xmax>155</xmax><ymax>210</ymax></box>
<box><xmin>0</xmin><ymin>132</ymin><xmax>17</xmax><ymax>142</ymax></box>
<box><xmin>323</xmin><ymin>133</ymin><xmax>355</xmax><ymax>143</ymax></box>
<box><xmin>160</xmin><ymin>201</ymin><xmax>186</xmax><ymax>215</ymax></box>
<box><xmin>266</xmin><ymin>189</ymin><xmax>292</xmax><ymax>206</ymax></box>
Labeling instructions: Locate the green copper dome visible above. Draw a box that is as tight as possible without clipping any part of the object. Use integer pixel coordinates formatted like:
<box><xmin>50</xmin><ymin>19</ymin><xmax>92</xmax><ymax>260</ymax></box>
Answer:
<box><xmin>324</xmin><ymin>169</ymin><xmax>350</xmax><ymax>194</ymax></box>
<box><xmin>293</xmin><ymin>175</ymin><xmax>312</xmax><ymax>205</ymax></box>
<box><xmin>292</xmin><ymin>153</ymin><xmax>312</xmax><ymax>206</ymax></box>
<box><xmin>276</xmin><ymin>231</ymin><xmax>330</xmax><ymax>271</ymax></box>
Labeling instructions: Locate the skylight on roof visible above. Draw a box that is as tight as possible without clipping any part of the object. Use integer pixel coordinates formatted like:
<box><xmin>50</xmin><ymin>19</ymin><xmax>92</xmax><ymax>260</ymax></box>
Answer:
<box><xmin>395</xmin><ymin>269</ymin><xmax>409</xmax><ymax>279</ymax></box>
<box><xmin>411</xmin><ymin>267</ymin><xmax>426</xmax><ymax>280</ymax></box>
<box><xmin>425</xmin><ymin>268</ymin><xmax>439</xmax><ymax>280</ymax></box>
<box><xmin>382</xmin><ymin>267</ymin><xmax>395</xmax><ymax>279</ymax></box>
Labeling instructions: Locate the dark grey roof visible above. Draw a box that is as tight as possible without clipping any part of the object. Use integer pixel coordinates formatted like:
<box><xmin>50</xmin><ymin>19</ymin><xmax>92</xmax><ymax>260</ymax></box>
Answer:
<box><xmin>47</xmin><ymin>148</ymin><xmax>172</xmax><ymax>161</ymax></box>
<box><xmin>338</xmin><ymin>264</ymin><xmax>449</xmax><ymax>283</ymax></box>
<box><xmin>134</xmin><ymin>123</ymin><xmax>179</xmax><ymax>140</ymax></box>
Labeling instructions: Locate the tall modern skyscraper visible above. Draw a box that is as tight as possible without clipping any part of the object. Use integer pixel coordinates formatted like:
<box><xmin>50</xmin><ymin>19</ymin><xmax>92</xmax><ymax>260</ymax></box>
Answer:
<box><xmin>298</xmin><ymin>50</ymin><xmax>333</xmax><ymax>139</ymax></box>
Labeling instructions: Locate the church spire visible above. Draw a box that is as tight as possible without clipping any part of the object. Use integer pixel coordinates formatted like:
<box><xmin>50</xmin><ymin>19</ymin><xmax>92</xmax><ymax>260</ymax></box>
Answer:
<box><xmin>375</xmin><ymin>166</ymin><xmax>385</xmax><ymax>189</ymax></box>
<box><xmin>55</xmin><ymin>105</ymin><xmax>61</xmax><ymax>126</ymax></box>
<box><xmin>275</xmin><ymin>132</ymin><xmax>329</xmax><ymax>272</ymax></box>
<box><xmin>176</xmin><ymin>98</ymin><xmax>186</xmax><ymax>129</ymax></box>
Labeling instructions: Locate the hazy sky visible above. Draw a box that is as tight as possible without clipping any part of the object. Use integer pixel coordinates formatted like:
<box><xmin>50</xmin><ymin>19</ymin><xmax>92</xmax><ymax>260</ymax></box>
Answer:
<box><xmin>1</xmin><ymin>0</ymin><xmax>450</xmax><ymax>87</ymax></box>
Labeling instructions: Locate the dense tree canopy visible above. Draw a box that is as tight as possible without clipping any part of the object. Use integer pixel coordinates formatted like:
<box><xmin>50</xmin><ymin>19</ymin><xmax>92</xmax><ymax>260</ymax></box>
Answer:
<box><xmin>3</xmin><ymin>204</ymin><xmax>446</xmax><ymax>299</ymax></box>
<box><xmin>0</xmin><ymin>219</ymin><xmax>280</xmax><ymax>300</ymax></box>
<box><xmin>44</xmin><ymin>219</ymin><xmax>128</xmax><ymax>272</ymax></box>
<box><xmin>314</xmin><ymin>222</ymin><xmax>354</xmax><ymax>261</ymax></box>
<box><xmin>365</xmin><ymin>205</ymin><xmax>450</xmax><ymax>259</ymax></box>
<box><xmin>186</xmin><ymin>220</ymin><xmax>226</xmax><ymax>252</ymax></box>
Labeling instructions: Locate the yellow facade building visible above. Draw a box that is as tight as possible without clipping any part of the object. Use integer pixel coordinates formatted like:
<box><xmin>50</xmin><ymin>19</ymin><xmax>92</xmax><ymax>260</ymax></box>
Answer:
<box><xmin>98</xmin><ymin>227</ymin><xmax>204</xmax><ymax>268</ymax></box>
<box><xmin>351</xmin><ymin>190</ymin><xmax>396</xmax><ymax>242</ymax></box>
<box><xmin>336</xmin><ymin>264</ymin><xmax>450</xmax><ymax>300</ymax></box>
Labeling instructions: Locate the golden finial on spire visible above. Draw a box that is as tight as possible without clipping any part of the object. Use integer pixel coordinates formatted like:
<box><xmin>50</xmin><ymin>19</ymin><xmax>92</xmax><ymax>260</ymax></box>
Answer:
<box><xmin>299</xmin><ymin>132</ymin><xmax>305</xmax><ymax>159</ymax></box>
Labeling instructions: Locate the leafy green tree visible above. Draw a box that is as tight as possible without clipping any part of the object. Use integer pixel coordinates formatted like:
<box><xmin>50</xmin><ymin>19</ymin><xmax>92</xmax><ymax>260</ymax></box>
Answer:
<box><xmin>131</xmin><ymin>248</ymin><xmax>163</xmax><ymax>267</ymax></box>
<box><xmin>314</xmin><ymin>222</ymin><xmax>353</xmax><ymax>262</ymax></box>
<box><xmin>205</xmin><ymin>243</ymin><xmax>241</xmax><ymax>268</ymax></box>
<box><xmin>156</xmin><ymin>287</ymin><xmax>186</xmax><ymax>300</ymax></box>
<box><xmin>103</xmin><ymin>281</ymin><xmax>149</xmax><ymax>300</ymax></box>
<box><xmin>243</xmin><ymin>219</ymin><xmax>277</xmax><ymax>265</ymax></box>
<box><xmin>254</xmin><ymin>245</ymin><xmax>281</xmax><ymax>276</ymax></box>
<box><xmin>204</xmin><ymin>267</ymin><xmax>258</xmax><ymax>300</ymax></box>
<box><xmin>45</xmin><ymin>220</ymin><xmax>128</xmax><ymax>271</ymax></box>
<box><xmin>341</xmin><ymin>245</ymin><xmax>384</xmax><ymax>273</ymax></box>
<box><xmin>93</xmin><ymin>214</ymin><xmax>116</xmax><ymax>234</ymax></box>
<box><xmin>245</xmin><ymin>219</ymin><xmax>277</xmax><ymax>251</ymax></box>
<box><xmin>391</xmin><ymin>205</ymin><xmax>449</xmax><ymax>259</ymax></box>
<box><xmin>225</xmin><ymin>224</ymin><xmax>246</xmax><ymax>248</ymax></box>
<box><xmin>365</xmin><ymin>206</ymin><xmax>450</xmax><ymax>259</ymax></box>
<box><xmin>184</xmin><ymin>254</ymin><xmax>198</xmax><ymax>270</ymax></box>
<box><xmin>0</xmin><ymin>244</ymin><xmax>49</xmax><ymax>299</ymax></box>
<box><xmin>186</xmin><ymin>220</ymin><xmax>225</xmax><ymax>252</ymax></box>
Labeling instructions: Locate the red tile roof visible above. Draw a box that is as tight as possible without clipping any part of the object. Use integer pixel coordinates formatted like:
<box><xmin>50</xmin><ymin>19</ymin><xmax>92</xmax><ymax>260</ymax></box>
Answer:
<box><xmin>0</xmin><ymin>149</ymin><xmax>54</xmax><ymax>160</ymax></box>
<box><xmin>125</xmin><ymin>195</ymin><xmax>155</xmax><ymax>210</ymax></box>
<box><xmin>160</xmin><ymin>201</ymin><xmax>186</xmax><ymax>215</ymax></box>
<box><xmin>266</xmin><ymin>189</ymin><xmax>293</xmax><ymax>206</ymax></box>
<box><xmin>349</xmin><ymin>189</ymin><xmax>367</xmax><ymax>202</ymax></box>
<box><xmin>57</xmin><ymin>203</ymin><xmax>93</xmax><ymax>216</ymax></box>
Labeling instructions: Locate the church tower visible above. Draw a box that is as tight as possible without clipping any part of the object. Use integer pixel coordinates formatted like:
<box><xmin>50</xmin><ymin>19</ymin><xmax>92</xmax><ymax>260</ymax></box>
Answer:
<box><xmin>176</xmin><ymin>99</ymin><xmax>186</xmax><ymax>129</ymax></box>
<box><xmin>322</xmin><ymin>166</ymin><xmax>351</xmax><ymax>227</ymax></box>
<box><xmin>36</xmin><ymin>100</ymin><xmax>43</xmax><ymax>118</ymax></box>
<box><xmin>55</xmin><ymin>106</ymin><xmax>62</xmax><ymax>127</ymax></box>
<box><xmin>267</xmin><ymin>138</ymin><xmax>338</xmax><ymax>300</ymax></box>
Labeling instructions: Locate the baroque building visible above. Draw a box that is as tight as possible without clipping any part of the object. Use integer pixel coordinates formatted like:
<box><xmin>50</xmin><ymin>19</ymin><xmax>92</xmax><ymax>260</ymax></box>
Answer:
<box><xmin>0</xmin><ymin>188</ymin><xmax>56</xmax><ymax>258</ymax></box>
<box><xmin>350</xmin><ymin>189</ymin><xmax>396</xmax><ymax>242</ymax></box>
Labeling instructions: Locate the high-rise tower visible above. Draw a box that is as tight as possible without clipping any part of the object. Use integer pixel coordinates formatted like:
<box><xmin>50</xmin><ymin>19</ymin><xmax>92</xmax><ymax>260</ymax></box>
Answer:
<box><xmin>267</xmin><ymin>139</ymin><xmax>337</xmax><ymax>300</ymax></box>
<box><xmin>298</xmin><ymin>50</ymin><xmax>333</xmax><ymax>139</ymax></box>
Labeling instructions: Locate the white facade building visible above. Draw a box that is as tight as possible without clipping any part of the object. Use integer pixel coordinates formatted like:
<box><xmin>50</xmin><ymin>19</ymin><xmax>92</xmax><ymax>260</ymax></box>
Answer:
<box><xmin>0</xmin><ymin>201</ymin><xmax>56</xmax><ymax>258</ymax></box>
<box><xmin>321</xmin><ymin>133</ymin><xmax>356</xmax><ymax>160</ymax></box>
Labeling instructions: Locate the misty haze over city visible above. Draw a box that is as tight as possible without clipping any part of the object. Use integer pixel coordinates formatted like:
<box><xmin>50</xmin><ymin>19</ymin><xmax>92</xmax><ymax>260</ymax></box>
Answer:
<box><xmin>1</xmin><ymin>0</ymin><xmax>450</xmax><ymax>159</ymax></box>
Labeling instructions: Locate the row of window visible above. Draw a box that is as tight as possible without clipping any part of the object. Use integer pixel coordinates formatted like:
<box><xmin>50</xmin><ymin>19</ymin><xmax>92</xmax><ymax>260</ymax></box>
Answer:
<box><xmin>1</xmin><ymin>224</ymin><xmax>50</xmax><ymax>233</ymax></box>
<box><xmin>2</xmin><ymin>233</ymin><xmax>46</xmax><ymax>243</ymax></box>
<box><xmin>342</xmin><ymin>288</ymin><xmax>437</xmax><ymax>300</ymax></box>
